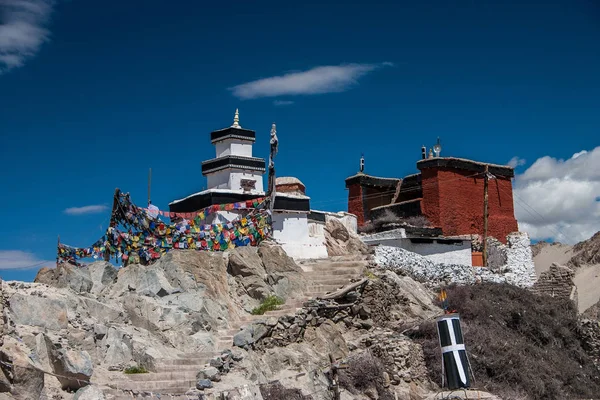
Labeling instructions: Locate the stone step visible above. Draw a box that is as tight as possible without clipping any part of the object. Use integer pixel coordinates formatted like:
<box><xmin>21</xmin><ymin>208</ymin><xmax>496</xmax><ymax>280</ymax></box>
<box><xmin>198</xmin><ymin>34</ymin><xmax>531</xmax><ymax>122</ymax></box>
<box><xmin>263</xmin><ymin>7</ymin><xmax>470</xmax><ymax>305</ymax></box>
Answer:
<box><xmin>307</xmin><ymin>278</ymin><xmax>354</xmax><ymax>285</ymax></box>
<box><xmin>155</xmin><ymin>358</ymin><xmax>211</xmax><ymax>366</ymax></box>
<box><xmin>301</xmin><ymin>266</ymin><xmax>365</xmax><ymax>273</ymax></box>
<box><xmin>300</xmin><ymin>260</ymin><xmax>368</xmax><ymax>269</ymax></box>
<box><xmin>178</xmin><ymin>351</ymin><xmax>222</xmax><ymax>359</ymax></box>
<box><xmin>155</xmin><ymin>364</ymin><xmax>207</xmax><ymax>373</ymax></box>
<box><xmin>108</xmin><ymin>379</ymin><xmax>196</xmax><ymax>392</ymax></box>
<box><xmin>123</xmin><ymin>371</ymin><xmax>199</xmax><ymax>381</ymax></box>
<box><xmin>302</xmin><ymin>271</ymin><xmax>362</xmax><ymax>280</ymax></box>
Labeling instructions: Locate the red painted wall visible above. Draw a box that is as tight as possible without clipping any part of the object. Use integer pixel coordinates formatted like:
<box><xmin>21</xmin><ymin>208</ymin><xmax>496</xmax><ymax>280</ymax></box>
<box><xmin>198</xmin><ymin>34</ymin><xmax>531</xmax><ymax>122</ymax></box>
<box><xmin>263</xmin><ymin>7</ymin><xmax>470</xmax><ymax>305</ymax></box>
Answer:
<box><xmin>421</xmin><ymin>168</ymin><xmax>518</xmax><ymax>243</ymax></box>
<box><xmin>347</xmin><ymin>183</ymin><xmax>365</xmax><ymax>226</ymax></box>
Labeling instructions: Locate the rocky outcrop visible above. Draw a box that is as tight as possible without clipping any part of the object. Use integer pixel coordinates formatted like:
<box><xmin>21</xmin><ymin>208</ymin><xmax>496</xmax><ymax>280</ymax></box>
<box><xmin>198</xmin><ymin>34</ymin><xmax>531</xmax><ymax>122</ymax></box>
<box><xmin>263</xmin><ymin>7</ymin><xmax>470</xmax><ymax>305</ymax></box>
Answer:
<box><xmin>570</xmin><ymin>231</ymin><xmax>600</xmax><ymax>268</ymax></box>
<box><xmin>0</xmin><ymin>336</ymin><xmax>44</xmax><ymax>400</ymax></box>
<box><xmin>41</xmin><ymin>335</ymin><xmax>93</xmax><ymax>390</ymax></box>
<box><xmin>325</xmin><ymin>218</ymin><xmax>370</xmax><ymax>257</ymax></box>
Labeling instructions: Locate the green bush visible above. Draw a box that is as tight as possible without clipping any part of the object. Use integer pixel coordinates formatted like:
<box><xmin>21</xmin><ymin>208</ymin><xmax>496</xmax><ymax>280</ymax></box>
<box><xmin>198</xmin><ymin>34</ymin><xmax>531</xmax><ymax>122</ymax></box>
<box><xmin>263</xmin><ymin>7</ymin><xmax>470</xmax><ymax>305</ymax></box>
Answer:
<box><xmin>124</xmin><ymin>366</ymin><xmax>148</xmax><ymax>374</ymax></box>
<box><xmin>251</xmin><ymin>295</ymin><xmax>284</xmax><ymax>315</ymax></box>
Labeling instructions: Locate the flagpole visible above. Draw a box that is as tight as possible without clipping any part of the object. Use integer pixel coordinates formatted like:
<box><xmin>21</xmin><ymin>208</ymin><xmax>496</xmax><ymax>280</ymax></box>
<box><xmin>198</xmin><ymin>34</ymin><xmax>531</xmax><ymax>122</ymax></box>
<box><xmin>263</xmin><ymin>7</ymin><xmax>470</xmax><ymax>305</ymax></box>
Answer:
<box><xmin>148</xmin><ymin>168</ymin><xmax>152</xmax><ymax>206</ymax></box>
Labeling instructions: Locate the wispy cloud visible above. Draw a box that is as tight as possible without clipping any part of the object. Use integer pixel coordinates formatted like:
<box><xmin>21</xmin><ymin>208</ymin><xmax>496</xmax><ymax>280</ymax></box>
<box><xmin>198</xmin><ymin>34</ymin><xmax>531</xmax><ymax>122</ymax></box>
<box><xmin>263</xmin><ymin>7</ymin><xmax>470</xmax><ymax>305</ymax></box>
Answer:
<box><xmin>0</xmin><ymin>250</ymin><xmax>51</xmax><ymax>270</ymax></box>
<box><xmin>230</xmin><ymin>62</ymin><xmax>392</xmax><ymax>100</ymax></box>
<box><xmin>0</xmin><ymin>0</ymin><xmax>55</xmax><ymax>74</ymax></box>
<box><xmin>507</xmin><ymin>156</ymin><xmax>526</xmax><ymax>168</ymax></box>
<box><xmin>64</xmin><ymin>204</ymin><xmax>108</xmax><ymax>216</ymax></box>
<box><xmin>273</xmin><ymin>100</ymin><xmax>294</xmax><ymax>106</ymax></box>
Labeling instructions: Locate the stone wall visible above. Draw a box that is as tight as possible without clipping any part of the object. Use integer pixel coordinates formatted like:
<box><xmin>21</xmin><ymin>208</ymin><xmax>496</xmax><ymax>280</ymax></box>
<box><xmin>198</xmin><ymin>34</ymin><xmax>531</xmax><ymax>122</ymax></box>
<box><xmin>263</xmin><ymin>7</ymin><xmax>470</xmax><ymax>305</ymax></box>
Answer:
<box><xmin>375</xmin><ymin>245</ymin><xmax>535</xmax><ymax>288</ymax></box>
<box><xmin>532</xmin><ymin>263</ymin><xmax>578</xmax><ymax>307</ymax></box>
<box><xmin>486</xmin><ymin>232</ymin><xmax>537</xmax><ymax>284</ymax></box>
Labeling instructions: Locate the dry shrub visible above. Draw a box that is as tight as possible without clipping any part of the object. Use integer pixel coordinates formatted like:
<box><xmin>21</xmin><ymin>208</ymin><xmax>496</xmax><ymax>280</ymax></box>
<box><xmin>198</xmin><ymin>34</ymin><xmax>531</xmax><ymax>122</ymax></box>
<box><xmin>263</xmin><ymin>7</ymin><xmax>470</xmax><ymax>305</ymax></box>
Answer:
<box><xmin>338</xmin><ymin>352</ymin><xmax>394</xmax><ymax>400</ymax></box>
<box><xmin>259</xmin><ymin>382</ymin><xmax>311</xmax><ymax>400</ymax></box>
<box><xmin>408</xmin><ymin>283</ymin><xmax>600</xmax><ymax>400</ymax></box>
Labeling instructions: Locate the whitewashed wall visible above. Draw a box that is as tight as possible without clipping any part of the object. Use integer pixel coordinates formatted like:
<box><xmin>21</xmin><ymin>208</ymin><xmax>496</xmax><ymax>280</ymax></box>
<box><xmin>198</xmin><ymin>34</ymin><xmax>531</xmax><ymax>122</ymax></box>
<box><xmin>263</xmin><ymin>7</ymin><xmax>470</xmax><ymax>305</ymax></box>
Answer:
<box><xmin>206</xmin><ymin>170</ymin><xmax>264</xmax><ymax>193</ymax></box>
<box><xmin>272</xmin><ymin>212</ymin><xmax>328</xmax><ymax>259</ymax></box>
<box><xmin>486</xmin><ymin>232</ymin><xmax>537</xmax><ymax>284</ymax></box>
<box><xmin>363</xmin><ymin>235</ymin><xmax>472</xmax><ymax>266</ymax></box>
<box><xmin>215</xmin><ymin>140</ymin><xmax>253</xmax><ymax>158</ymax></box>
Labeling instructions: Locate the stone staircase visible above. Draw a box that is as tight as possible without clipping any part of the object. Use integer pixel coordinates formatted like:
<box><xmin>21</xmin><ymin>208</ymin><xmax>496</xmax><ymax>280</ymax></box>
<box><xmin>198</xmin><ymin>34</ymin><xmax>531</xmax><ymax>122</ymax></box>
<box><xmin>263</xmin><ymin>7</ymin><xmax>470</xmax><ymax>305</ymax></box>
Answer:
<box><xmin>102</xmin><ymin>256</ymin><xmax>368</xmax><ymax>399</ymax></box>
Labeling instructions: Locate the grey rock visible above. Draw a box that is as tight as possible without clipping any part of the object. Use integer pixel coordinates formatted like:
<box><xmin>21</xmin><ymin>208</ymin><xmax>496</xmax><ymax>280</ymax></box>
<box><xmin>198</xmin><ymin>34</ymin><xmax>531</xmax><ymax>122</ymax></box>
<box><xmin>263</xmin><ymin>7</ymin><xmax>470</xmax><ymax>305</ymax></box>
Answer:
<box><xmin>228</xmin><ymin>247</ymin><xmax>266</xmax><ymax>277</ymax></box>
<box><xmin>209</xmin><ymin>357</ymin><xmax>223</xmax><ymax>368</ymax></box>
<box><xmin>86</xmin><ymin>261</ymin><xmax>118</xmax><ymax>294</ymax></box>
<box><xmin>9</xmin><ymin>293</ymin><xmax>67</xmax><ymax>330</ymax></box>
<box><xmin>197</xmin><ymin>366</ymin><xmax>220</xmax><ymax>381</ymax></box>
<box><xmin>0</xmin><ymin>336</ymin><xmax>44</xmax><ymax>400</ymax></box>
<box><xmin>231</xmin><ymin>347</ymin><xmax>245</xmax><ymax>361</ymax></box>
<box><xmin>93</xmin><ymin>324</ymin><xmax>107</xmax><ymax>340</ymax></box>
<box><xmin>73</xmin><ymin>385</ymin><xmax>106</xmax><ymax>400</ymax></box>
<box><xmin>196</xmin><ymin>379</ymin><xmax>213</xmax><ymax>390</ymax></box>
<box><xmin>233</xmin><ymin>323</ymin><xmax>269</xmax><ymax>347</ymax></box>
<box><xmin>43</xmin><ymin>335</ymin><xmax>93</xmax><ymax>390</ymax></box>
<box><xmin>258</xmin><ymin>243</ymin><xmax>303</xmax><ymax>274</ymax></box>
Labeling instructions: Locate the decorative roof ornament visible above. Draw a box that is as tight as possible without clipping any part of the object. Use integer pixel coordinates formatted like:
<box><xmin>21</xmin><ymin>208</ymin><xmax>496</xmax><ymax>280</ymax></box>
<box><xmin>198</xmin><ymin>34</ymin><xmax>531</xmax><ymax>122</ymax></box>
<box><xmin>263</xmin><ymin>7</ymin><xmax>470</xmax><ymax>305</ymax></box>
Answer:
<box><xmin>269</xmin><ymin>123</ymin><xmax>278</xmax><ymax>165</ymax></box>
<box><xmin>433</xmin><ymin>137</ymin><xmax>442</xmax><ymax>157</ymax></box>
<box><xmin>231</xmin><ymin>108</ymin><xmax>241</xmax><ymax>129</ymax></box>
<box><xmin>360</xmin><ymin>154</ymin><xmax>365</xmax><ymax>173</ymax></box>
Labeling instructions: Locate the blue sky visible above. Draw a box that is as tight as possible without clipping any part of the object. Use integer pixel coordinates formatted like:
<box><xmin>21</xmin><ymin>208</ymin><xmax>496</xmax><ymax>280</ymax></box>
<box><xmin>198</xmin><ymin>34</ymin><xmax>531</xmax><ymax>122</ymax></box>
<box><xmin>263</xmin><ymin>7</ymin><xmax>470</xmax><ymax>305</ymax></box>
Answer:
<box><xmin>1</xmin><ymin>0</ymin><xmax>599</xmax><ymax>281</ymax></box>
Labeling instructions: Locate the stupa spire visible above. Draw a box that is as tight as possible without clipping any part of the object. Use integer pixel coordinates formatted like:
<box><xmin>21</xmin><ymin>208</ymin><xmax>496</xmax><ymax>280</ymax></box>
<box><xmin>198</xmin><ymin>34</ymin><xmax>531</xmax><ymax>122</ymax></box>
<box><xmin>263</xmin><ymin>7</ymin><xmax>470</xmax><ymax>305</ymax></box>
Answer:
<box><xmin>231</xmin><ymin>108</ymin><xmax>241</xmax><ymax>129</ymax></box>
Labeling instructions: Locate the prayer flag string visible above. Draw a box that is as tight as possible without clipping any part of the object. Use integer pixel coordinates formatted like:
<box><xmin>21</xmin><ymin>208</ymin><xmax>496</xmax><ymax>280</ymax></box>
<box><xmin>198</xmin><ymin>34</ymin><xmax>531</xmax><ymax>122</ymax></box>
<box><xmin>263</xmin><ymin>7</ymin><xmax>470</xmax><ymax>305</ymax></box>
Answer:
<box><xmin>57</xmin><ymin>192</ymin><xmax>271</xmax><ymax>266</ymax></box>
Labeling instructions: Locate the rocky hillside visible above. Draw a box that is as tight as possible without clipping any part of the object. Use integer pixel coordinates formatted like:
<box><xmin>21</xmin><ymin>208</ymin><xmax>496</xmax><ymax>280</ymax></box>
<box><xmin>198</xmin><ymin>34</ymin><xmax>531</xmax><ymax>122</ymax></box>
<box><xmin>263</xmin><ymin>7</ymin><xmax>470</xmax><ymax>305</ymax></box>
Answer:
<box><xmin>569</xmin><ymin>231</ymin><xmax>600</xmax><ymax>268</ymax></box>
<box><xmin>531</xmin><ymin>231</ymin><xmax>600</xmax><ymax>313</ymax></box>
<box><xmin>0</xmin><ymin>222</ymin><xmax>598</xmax><ymax>400</ymax></box>
<box><xmin>532</xmin><ymin>230</ymin><xmax>600</xmax><ymax>270</ymax></box>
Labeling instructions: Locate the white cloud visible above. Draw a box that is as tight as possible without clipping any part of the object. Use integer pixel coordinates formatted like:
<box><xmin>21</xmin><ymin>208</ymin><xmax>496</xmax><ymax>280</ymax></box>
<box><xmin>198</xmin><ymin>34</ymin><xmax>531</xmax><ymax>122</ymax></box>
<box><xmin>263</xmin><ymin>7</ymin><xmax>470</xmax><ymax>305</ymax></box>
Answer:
<box><xmin>0</xmin><ymin>250</ymin><xmax>51</xmax><ymax>270</ymax></box>
<box><xmin>64</xmin><ymin>205</ymin><xmax>108</xmax><ymax>215</ymax></box>
<box><xmin>229</xmin><ymin>62</ymin><xmax>392</xmax><ymax>99</ymax></box>
<box><xmin>273</xmin><ymin>100</ymin><xmax>294</xmax><ymax>106</ymax></box>
<box><xmin>514</xmin><ymin>147</ymin><xmax>600</xmax><ymax>244</ymax></box>
<box><xmin>507</xmin><ymin>156</ymin><xmax>526</xmax><ymax>168</ymax></box>
<box><xmin>0</xmin><ymin>0</ymin><xmax>54</xmax><ymax>73</ymax></box>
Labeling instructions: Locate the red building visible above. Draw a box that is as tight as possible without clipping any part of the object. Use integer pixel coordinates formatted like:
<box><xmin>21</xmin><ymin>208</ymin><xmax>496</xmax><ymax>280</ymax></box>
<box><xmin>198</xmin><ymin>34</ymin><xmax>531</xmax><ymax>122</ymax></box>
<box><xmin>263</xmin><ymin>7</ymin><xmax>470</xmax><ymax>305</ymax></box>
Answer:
<box><xmin>345</xmin><ymin>157</ymin><xmax>519</xmax><ymax>243</ymax></box>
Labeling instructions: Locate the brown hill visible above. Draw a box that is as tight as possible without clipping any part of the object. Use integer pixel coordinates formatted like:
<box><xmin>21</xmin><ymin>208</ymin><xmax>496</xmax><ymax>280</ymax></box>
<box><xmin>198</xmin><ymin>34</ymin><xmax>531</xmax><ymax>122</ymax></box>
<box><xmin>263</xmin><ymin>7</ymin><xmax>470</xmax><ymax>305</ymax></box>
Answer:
<box><xmin>569</xmin><ymin>231</ymin><xmax>600</xmax><ymax>268</ymax></box>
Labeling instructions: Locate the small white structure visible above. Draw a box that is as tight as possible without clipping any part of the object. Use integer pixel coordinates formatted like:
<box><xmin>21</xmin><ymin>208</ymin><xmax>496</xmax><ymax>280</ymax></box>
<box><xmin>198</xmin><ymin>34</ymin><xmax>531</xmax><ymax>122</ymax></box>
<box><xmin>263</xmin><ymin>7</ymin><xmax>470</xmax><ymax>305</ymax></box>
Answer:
<box><xmin>362</xmin><ymin>228</ymin><xmax>472</xmax><ymax>266</ymax></box>
<box><xmin>271</xmin><ymin>177</ymin><xmax>328</xmax><ymax>260</ymax></box>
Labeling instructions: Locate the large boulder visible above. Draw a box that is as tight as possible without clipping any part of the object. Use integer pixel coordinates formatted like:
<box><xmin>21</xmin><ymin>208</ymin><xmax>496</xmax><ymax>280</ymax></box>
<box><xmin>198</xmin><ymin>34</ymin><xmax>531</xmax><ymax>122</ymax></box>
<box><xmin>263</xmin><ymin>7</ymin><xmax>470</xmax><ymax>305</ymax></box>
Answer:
<box><xmin>228</xmin><ymin>247</ymin><xmax>266</xmax><ymax>277</ymax></box>
<box><xmin>228</xmin><ymin>248</ymin><xmax>272</xmax><ymax>301</ymax></box>
<box><xmin>233</xmin><ymin>323</ymin><xmax>270</xmax><ymax>348</ymax></box>
<box><xmin>258</xmin><ymin>243</ymin><xmax>303</xmax><ymax>274</ymax></box>
<box><xmin>34</xmin><ymin>263</ymin><xmax>94</xmax><ymax>293</ymax></box>
<box><xmin>101</xmin><ymin>327</ymin><xmax>133</xmax><ymax>369</ymax></box>
<box><xmin>110</xmin><ymin>264</ymin><xmax>180</xmax><ymax>297</ymax></box>
<box><xmin>325</xmin><ymin>218</ymin><xmax>370</xmax><ymax>257</ymax></box>
<box><xmin>0</xmin><ymin>336</ymin><xmax>44</xmax><ymax>400</ymax></box>
<box><xmin>8</xmin><ymin>293</ymin><xmax>68</xmax><ymax>330</ymax></box>
<box><xmin>43</xmin><ymin>336</ymin><xmax>93</xmax><ymax>390</ymax></box>
<box><xmin>86</xmin><ymin>261</ymin><xmax>118</xmax><ymax>294</ymax></box>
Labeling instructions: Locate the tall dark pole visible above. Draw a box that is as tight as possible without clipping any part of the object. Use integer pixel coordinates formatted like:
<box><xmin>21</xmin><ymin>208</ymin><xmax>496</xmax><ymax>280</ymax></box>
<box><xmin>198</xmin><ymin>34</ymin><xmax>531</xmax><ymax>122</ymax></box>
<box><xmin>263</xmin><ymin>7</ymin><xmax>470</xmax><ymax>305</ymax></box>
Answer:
<box><xmin>268</xmin><ymin>123</ymin><xmax>278</xmax><ymax>211</ymax></box>
<box><xmin>148</xmin><ymin>168</ymin><xmax>152</xmax><ymax>206</ymax></box>
<box><xmin>482</xmin><ymin>165</ymin><xmax>489</xmax><ymax>268</ymax></box>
